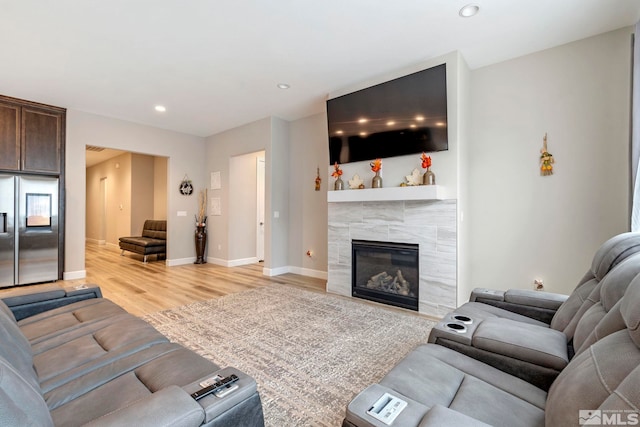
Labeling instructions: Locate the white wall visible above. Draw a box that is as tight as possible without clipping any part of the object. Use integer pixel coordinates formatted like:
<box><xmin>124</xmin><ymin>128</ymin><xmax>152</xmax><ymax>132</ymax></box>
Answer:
<box><xmin>205</xmin><ymin>117</ymin><xmax>291</xmax><ymax>272</ymax></box>
<box><xmin>65</xmin><ymin>110</ymin><xmax>206</xmax><ymax>278</ymax></box>
<box><xmin>154</xmin><ymin>157</ymin><xmax>168</xmax><ymax>220</ymax></box>
<box><xmin>466</xmin><ymin>27</ymin><xmax>633</xmax><ymax>297</ymax></box>
<box><xmin>288</xmin><ymin>113</ymin><xmax>329</xmax><ymax>278</ymax></box>
<box><xmin>130</xmin><ymin>153</ymin><xmax>155</xmax><ymax>236</ymax></box>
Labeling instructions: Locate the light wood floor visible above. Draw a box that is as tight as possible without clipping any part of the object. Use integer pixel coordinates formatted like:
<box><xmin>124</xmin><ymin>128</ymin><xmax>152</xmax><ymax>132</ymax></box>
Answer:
<box><xmin>52</xmin><ymin>242</ymin><xmax>327</xmax><ymax>316</ymax></box>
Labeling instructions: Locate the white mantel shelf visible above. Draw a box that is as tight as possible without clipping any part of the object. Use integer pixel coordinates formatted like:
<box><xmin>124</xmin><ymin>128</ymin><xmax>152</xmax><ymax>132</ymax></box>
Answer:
<box><xmin>327</xmin><ymin>185</ymin><xmax>444</xmax><ymax>203</ymax></box>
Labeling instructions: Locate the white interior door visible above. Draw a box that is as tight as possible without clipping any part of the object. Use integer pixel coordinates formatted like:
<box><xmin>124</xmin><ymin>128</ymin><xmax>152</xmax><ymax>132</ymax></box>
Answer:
<box><xmin>256</xmin><ymin>157</ymin><xmax>265</xmax><ymax>262</ymax></box>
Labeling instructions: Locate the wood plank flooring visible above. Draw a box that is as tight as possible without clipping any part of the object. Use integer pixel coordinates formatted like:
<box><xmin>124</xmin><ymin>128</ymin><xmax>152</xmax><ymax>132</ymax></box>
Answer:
<box><xmin>33</xmin><ymin>242</ymin><xmax>326</xmax><ymax>316</ymax></box>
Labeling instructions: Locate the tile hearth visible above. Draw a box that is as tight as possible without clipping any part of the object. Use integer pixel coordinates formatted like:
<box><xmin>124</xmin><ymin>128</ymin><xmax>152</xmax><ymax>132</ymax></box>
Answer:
<box><xmin>327</xmin><ymin>199</ymin><xmax>457</xmax><ymax>317</ymax></box>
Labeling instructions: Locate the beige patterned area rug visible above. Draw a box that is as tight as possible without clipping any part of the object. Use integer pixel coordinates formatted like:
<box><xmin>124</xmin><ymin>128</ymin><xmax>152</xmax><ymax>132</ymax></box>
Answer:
<box><xmin>143</xmin><ymin>283</ymin><xmax>436</xmax><ymax>426</ymax></box>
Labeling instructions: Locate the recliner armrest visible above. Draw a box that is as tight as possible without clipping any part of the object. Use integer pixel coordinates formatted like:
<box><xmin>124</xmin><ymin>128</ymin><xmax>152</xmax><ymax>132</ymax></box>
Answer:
<box><xmin>469</xmin><ymin>287</ymin><xmax>568</xmax><ymax>324</ymax></box>
<box><xmin>503</xmin><ymin>289</ymin><xmax>568</xmax><ymax>310</ymax></box>
<box><xmin>83</xmin><ymin>386</ymin><xmax>205</xmax><ymax>427</ymax></box>
<box><xmin>469</xmin><ymin>288</ymin><xmax>505</xmax><ymax>303</ymax></box>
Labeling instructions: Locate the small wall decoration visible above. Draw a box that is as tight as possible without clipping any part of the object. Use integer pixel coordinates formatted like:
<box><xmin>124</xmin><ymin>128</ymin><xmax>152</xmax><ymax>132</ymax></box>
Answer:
<box><xmin>315</xmin><ymin>167</ymin><xmax>322</xmax><ymax>191</ymax></box>
<box><xmin>179</xmin><ymin>175</ymin><xmax>194</xmax><ymax>195</ymax></box>
<box><xmin>540</xmin><ymin>133</ymin><xmax>554</xmax><ymax>176</ymax></box>
<box><xmin>210</xmin><ymin>171</ymin><xmax>221</xmax><ymax>190</ymax></box>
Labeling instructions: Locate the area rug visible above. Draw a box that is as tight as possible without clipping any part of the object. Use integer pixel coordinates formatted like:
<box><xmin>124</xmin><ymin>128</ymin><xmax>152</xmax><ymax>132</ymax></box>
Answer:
<box><xmin>142</xmin><ymin>284</ymin><xmax>436</xmax><ymax>426</ymax></box>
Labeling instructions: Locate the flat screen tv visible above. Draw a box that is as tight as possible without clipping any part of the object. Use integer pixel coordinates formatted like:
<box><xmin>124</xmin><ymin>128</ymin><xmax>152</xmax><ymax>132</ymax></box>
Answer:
<box><xmin>327</xmin><ymin>63</ymin><xmax>448</xmax><ymax>165</ymax></box>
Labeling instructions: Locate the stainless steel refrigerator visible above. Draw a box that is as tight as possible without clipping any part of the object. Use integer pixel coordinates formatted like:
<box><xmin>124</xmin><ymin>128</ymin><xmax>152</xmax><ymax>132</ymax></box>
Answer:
<box><xmin>0</xmin><ymin>175</ymin><xmax>59</xmax><ymax>287</ymax></box>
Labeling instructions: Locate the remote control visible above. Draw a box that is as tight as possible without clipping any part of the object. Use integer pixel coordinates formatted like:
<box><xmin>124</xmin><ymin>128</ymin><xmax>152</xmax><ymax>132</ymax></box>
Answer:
<box><xmin>190</xmin><ymin>374</ymin><xmax>239</xmax><ymax>401</ymax></box>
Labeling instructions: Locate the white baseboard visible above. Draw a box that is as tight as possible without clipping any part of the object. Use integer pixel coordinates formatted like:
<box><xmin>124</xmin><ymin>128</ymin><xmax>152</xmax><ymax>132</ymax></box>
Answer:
<box><xmin>166</xmin><ymin>257</ymin><xmax>196</xmax><ymax>266</ymax></box>
<box><xmin>288</xmin><ymin>266</ymin><xmax>328</xmax><ymax>280</ymax></box>
<box><xmin>263</xmin><ymin>266</ymin><xmax>290</xmax><ymax>276</ymax></box>
<box><xmin>208</xmin><ymin>257</ymin><xmax>259</xmax><ymax>267</ymax></box>
<box><xmin>63</xmin><ymin>270</ymin><xmax>86</xmax><ymax>280</ymax></box>
<box><xmin>261</xmin><ymin>265</ymin><xmax>328</xmax><ymax>279</ymax></box>
<box><xmin>85</xmin><ymin>238</ymin><xmax>106</xmax><ymax>245</ymax></box>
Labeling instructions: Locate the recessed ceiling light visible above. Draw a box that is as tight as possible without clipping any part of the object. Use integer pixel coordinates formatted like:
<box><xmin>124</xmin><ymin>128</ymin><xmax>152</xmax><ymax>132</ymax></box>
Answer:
<box><xmin>459</xmin><ymin>4</ymin><xmax>479</xmax><ymax>18</ymax></box>
<box><xmin>436</xmin><ymin>122</ymin><xmax>446</xmax><ymax>127</ymax></box>
<box><xmin>277</xmin><ymin>83</ymin><xmax>290</xmax><ymax>89</ymax></box>
<box><xmin>155</xmin><ymin>105</ymin><xmax>166</xmax><ymax>112</ymax></box>
<box><xmin>359</xmin><ymin>132</ymin><xmax>367</xmax><ymax>136</ymax></box>
<box><xmin>415</xmin><ymin>115</ymin><xmax>424</xmax><ymax>122</ymax></box>
<box><xmin>336</xmin><ymin>130</ymin><xmax>344</xmax><ymax>135</ymax></box>
<box><xmin>387</xmin><ymin>121</ymin><xmax>396</xmax><ymax>126</ymax></box>
<box><xmin>358</xmin><ymin>118</ymin><xmax>368</xmax><ymax>124</ymax></box>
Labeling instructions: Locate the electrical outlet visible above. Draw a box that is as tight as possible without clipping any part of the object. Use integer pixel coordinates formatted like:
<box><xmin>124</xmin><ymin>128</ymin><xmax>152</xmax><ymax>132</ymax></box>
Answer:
<box><xmin>534</xmin><ymin>279</ymin><xmax>544</xmax><ymax>291</ymax></box>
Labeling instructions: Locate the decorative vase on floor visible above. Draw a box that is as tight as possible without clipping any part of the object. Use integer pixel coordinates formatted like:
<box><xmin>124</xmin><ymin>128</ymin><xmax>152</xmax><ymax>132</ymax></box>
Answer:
<box><xmin>334</xmin><ymin>177</ymin><xmax>344</xmax><ymax>190</ymax></box>
<box><xmin>423</xmin><ymin>167</ymin><xmax>436</xmax><ymax>185</ymax></box>
<box><xmin>372</xmin><ymin>171</ymin><xmax>383</xmax><ymax>188</ymax></box>
<box><xmin>194</xmin><ymin>225</ymin><xmax>207</xmax><ymax>264</ymax></box>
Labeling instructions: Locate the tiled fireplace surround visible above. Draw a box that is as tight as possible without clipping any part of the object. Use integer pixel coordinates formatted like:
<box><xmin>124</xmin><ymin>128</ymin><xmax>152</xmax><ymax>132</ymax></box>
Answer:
<box><xmin>327</xmin><ymin>198</ymin><xmax>457</xmax><ymax>317</ymax></box>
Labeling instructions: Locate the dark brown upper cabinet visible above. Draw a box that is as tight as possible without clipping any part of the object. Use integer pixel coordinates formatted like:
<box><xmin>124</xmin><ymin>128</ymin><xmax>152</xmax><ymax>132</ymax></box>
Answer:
<box><xmin>0</xmin><ymin>95</ymin><xmax>65</xmax><ymax>175</ymax></box>
<box><xmin>0</xmin><ymin>102</ymin><xmax>20</xmax><ymax>171</ymax></box>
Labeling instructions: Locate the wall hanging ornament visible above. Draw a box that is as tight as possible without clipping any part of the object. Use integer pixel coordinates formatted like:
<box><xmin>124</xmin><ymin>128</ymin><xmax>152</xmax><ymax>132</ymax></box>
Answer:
<box><xmin>179</xmin><ymin>175</ymin><xmax>194</xmax><ymax>195</ymax></box>
<box><xmin>315</xmin><ymin>167</ymin><xmax>322</xmax><ymax>191</ymax></box>
<box><xmin>540</xmin><ymin>133</ymin><xmax>554</xmax><ymax>176</ymax></box>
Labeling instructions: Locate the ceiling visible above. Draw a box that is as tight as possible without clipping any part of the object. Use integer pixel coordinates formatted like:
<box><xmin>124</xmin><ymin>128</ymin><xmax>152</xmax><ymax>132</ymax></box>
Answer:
<box><xmin>2</xmin><ymin>1</ymin><xmax>639</xmax><ymax>138</ymax></box>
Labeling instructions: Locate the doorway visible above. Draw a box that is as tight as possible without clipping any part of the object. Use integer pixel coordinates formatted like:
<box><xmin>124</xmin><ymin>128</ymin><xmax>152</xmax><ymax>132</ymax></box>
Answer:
<box><xmin>228</xmin><ymin>150</ymin><xmax>266</xmax><ymax>264</ymax></box>
<box><xmin>256</xmin><ymin>157</ymin><xmax>265</xmax><ymax>262</ymax></box>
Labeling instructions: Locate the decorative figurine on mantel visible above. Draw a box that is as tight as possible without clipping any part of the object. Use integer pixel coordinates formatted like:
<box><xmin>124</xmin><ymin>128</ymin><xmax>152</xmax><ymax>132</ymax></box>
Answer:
<box><xmin>421</xmin><ymin>153</ymin><xmax>436</xmax><ymax>185</ymax></box>
<box><xmin>332</xmin><ymin>162</ymin><xmax>344</xmax><ymax>190</ymax></box>
<box><xmin>540</xmin><ymin>133</ymin><xmax>554</xmax><ymax>176</ymax></box>
<box><xmin>370</xmin><ymin>159</ymin><xmax>383</xmax><ymax>188</ymax></box>
<box><xmin>405</xmin><ymin>168</ymin><xmax>422</xmax><ymax>186</ymax></box>
<box><xmin>348</xmin><ymin>174</ymin><xmax>364</xmax><ymax>189</ymax></box>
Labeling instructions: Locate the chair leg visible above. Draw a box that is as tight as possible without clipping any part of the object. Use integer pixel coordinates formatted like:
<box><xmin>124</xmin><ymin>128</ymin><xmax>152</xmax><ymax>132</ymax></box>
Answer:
<box><xmin>143</xmin><ymin>255</ymin><xmax>148</xmax><ymax>263</ymax></box>
<box><xmin>120</xmin><ymin>250</ymin><xmax>125</xmax><ymax>256</ymax></box>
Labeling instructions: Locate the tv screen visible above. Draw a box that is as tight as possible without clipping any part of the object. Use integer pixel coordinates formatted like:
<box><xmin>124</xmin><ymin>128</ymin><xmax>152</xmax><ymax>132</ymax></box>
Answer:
<box><xmin>327</xmin><ymin>63</ymin><xmax>448</xmax><ymax>165</ymax></box>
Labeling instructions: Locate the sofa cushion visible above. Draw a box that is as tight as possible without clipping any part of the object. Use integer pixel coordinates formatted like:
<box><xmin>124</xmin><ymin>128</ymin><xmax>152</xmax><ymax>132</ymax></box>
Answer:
<box><xmin>48</xmin><ymin>343</ymin><xmax>218</xmax><ymax>426</ymax></box>
<box><xmin>17</xmin><ymin>298</ymin><xmax>127</xmax><ymax>342</ymax></box>
<box><xmin>34</xmin><ymin>315</ymin><xmax>168</xmax><ymax>389</ymax></box>
<box><xmin>119</xmin><ymin>236</ymin><xmax>166</xmax><ymax>248</ymax></box>
<box><xmin>471</xmin><ymin>318</ymin><xmax>568</xmax><ymax>370</ymax></box>
<box><xmin>375</xmin><ymin>344</ymin><xmax>546</xmax><ymax>427</ymax></box>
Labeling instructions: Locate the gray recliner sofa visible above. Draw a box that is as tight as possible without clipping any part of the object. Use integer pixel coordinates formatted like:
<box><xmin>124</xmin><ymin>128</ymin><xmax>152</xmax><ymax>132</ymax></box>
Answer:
<box><xmin>454</xmin><ymin>232</ymin><xmax>640</xmax><ymax>333</ymax></box>
<box><xmin>0</xmin><ymin>283</ymin><xmax>265</xmax><ymax>427</ymax></box>
<box><xmin>343</xmin><ymin>271</ymin><xmax>640</xmax><ymax>427</ymax></box>
<box><xmin>428</xmin><ymin>251</ymin><xmax>640</xmax><ymax>389</ymax></box>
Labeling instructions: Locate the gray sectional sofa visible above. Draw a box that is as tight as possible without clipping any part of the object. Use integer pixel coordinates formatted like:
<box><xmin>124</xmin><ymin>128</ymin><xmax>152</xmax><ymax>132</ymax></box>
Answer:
<box><xmin>0</xmin><ymin>283</ymin><xmax>264</xmax><ymax>427</ymax></box>
<box><xmin>343</xmin><ymin>232</ymin><xmax>640</xmax><ymax>427</ymax></box>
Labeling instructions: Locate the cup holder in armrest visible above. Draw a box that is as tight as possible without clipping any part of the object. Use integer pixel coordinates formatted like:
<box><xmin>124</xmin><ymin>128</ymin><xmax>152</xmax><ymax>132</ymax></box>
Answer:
<box><xmin>453</xmin><ymin>315</ymin><xmax>473</xmax><ymax>325</ymax></box>
<box><xmin>445</xmin><ymin>323</ymin><xmax>467</xmax><ymax>333</ymax></box>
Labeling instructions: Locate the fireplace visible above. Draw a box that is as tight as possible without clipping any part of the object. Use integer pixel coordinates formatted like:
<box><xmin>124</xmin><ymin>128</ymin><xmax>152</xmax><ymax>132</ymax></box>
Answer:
<box><xmin>352</xmin><ymin>240</ymin><xmax>419</xmax><ymax>311</ymax></box>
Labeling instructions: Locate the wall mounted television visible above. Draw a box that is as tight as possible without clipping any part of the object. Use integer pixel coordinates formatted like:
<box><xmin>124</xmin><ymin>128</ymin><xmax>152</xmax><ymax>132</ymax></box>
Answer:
<box><xmin>327</xmin><ymin>63</ymin><xmax>448</xmax><ymax>165</ymax></box>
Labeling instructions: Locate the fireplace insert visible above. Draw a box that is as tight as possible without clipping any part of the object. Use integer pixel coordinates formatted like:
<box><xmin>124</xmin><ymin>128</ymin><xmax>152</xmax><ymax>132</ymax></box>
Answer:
<box><xmin>352</xmin><ymin>240</ymin><xmax>419</xmax><ymax>311</ymax></box>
